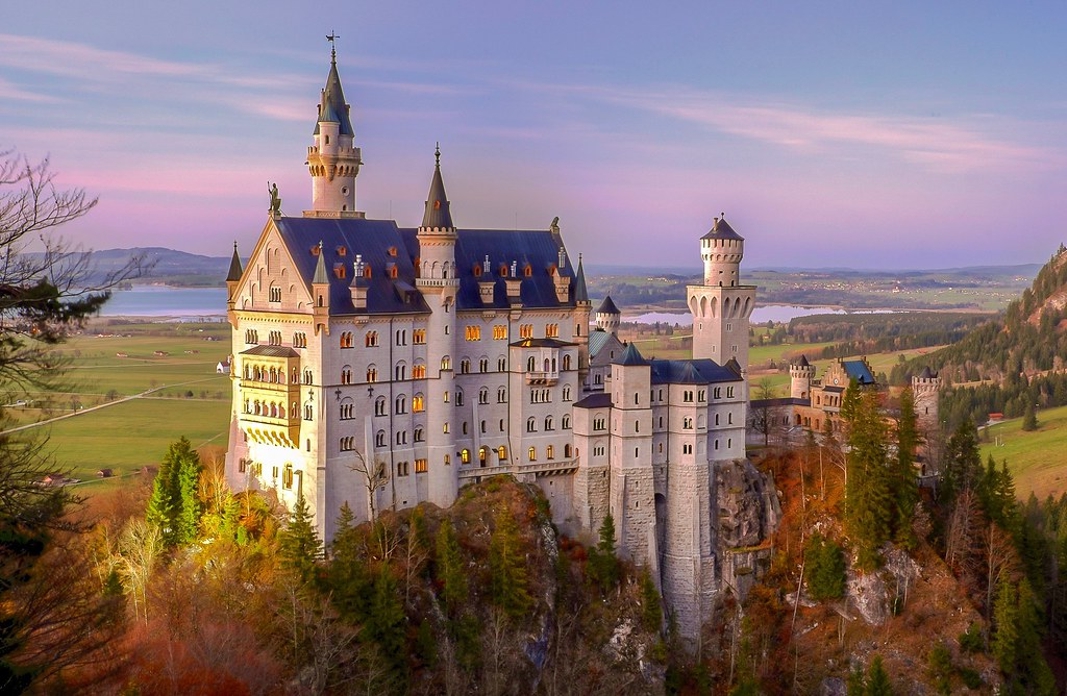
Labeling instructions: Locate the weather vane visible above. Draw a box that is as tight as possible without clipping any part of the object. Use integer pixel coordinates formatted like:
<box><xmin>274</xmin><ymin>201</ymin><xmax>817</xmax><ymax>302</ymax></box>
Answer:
<box><xmin>327</xmin><ymin>31</ymin><xmax>340</xmax><ymax>60</ymax></box>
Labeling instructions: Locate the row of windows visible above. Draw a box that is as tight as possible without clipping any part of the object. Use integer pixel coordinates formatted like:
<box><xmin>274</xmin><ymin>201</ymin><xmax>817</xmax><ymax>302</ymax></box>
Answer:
<box><xmin>372</xmin><ymin>395</ymin><xmax>426</xmax><ymax>416</ymax></box>
<box><xmin>526</xmin><ymin>415</ymin><xmax>572</xmax><ymax>431</ymax></box>
<box><xmin>242</xmin><ymin>399</ymin><xmax>294</xmax><ymax>419</ymax></box>
<box><xmin>243</xmin><ymin>329</ymin><xmax>309</xmax><ymax>348</ymax></box>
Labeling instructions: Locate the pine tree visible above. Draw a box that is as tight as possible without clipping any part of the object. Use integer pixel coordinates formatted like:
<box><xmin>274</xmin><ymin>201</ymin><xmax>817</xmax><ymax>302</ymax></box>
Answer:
<box><xmin>588</xmin><ymin>513</ymin><xmax>620</xmax><ymax>592</ymax></box>
<box><xmin>866</xmin><ymin>655</ymin><xmax>894</xmax><ymax>695</ymax></box>
<box><xmin>363</xmin><ymin>565</ymin><xmax>408</xmax><ymax>687</ymax></box>
<box><xmin>145</xmin><ymin>436</ymin><xmax>202</xmax><ymax>548</ymax></box>
<box><xmin>893</xmin><ymin>388</ymin><xmax>920</xmax><ymax>548</ymax></box>
<box><xmin>943</xmin><ymin>421</ymin><xmax>982</xmax><ymax>502</ymax></box>
<box><xmin>278</xmin><ymin>493</ymin><xmax>321</xmax><ymax>585</ymax></box>
<box><xmin>806</xmin><ymin>533</ymin><xmax>846</xmax><ymax>601</ymax></box>
<box><xmin>488</xmin><ymin>507</ymin><xmax>531</xmax><ymax>620</ymax></box>
<box><xmin>435</xmin><ymin>519</ymin><xmax>467</xmax><ymax>616</ymax></box>
<box><xmin>992</xmin><ymin>578</ymin><xmax>1019</xmax><ymax>676</ymax></box>
<box><xmin>174</xmin><ymin>438</ymin><xmax>202</xmax><ymax>545</ymax></box>
<box><xmin>1022</xmin><ymin>403</ymin><xmax>1038</xmax><ymax>431</ymax></box>
<box><xmin>845</xmin><ymin>390</ymin><xmax>894</xmax><ymax>569</ymax></box>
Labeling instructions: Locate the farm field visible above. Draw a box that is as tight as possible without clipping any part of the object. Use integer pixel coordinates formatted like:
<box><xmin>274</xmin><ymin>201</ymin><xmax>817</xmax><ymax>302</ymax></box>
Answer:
<box><xmin>980</xmin><ymin>405</ymin><xmax>1067</xmax><ymax>501</ymax></box>
<box><xmin>6</xmin><ymin>320</ymin><xmax>233</xmax><ymax>492</ymax></box>
<box><xmin>48</xmin><ymin>397</ymin><xmax>230</xmax><ymax>486</ymax></box>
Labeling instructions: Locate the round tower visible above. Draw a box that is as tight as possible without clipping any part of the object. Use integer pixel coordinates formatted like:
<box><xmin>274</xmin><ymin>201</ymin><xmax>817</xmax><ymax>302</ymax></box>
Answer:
<box><xmin>790</xmin><ymin>355</ymin><xmax>816</xmax><ymax>400</ymax></box>
<box><xmin>912</xmin><ymin>366</ymin><xmax>941</xmax><ymax>431</ymax></box>
<box><xmin>701</xmin><ymin>214</ymin><xmax>744</xmax><ymax>287</ymax></box>
<box><xmin>597</xmin><ymin>296</ymin><xmax>623</xmax><ymax>335</ymax></box>
<box><xmin>416</xmin><ymin>145</ymin><xmax>459</xmax><ymax>508</ymax></box>
<box><xmin>307</xmin><ymin>43</ymin><xmax>363</xmax><ymax>215</ymax></box>
<box><xmin>595</xmin><ymin>296</ymin><xmax>621</xmax><ymax>335</ymax></box>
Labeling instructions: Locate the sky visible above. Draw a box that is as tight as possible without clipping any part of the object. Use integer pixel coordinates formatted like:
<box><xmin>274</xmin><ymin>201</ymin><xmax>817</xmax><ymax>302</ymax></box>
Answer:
<box><xmin>4</xmin><ymin>1</ymin><xmax>1067</xmax><ymax>270</ymax></box>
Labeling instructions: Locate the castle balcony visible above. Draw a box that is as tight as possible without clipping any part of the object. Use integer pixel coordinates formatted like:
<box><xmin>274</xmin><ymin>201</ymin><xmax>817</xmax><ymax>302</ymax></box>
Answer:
<box><xmin>415</xmin><ymin>278</ymin><xmax>459</xmax><ymax>289</ymax></box>
<box><xmin>524</xmin><ymin>370</ymin><xmax>559</xmax><ymax>385</ymax></box>
<box><xmin>457</xmin><ymin>458</ymin><xmax>578</xmax><ymax>481</ymax></box>
<box><xmin>238</xmin><ymin>413</ymin><xmax>301</xmax><ymax>448</ymax></box>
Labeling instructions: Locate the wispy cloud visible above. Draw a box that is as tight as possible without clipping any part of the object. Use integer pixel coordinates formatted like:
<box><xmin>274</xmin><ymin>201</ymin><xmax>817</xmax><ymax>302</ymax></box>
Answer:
<box><xmin>0</xmin><ymin>76</ymin><xmax>59</xmax><ymax>103</ymax></box>
<box><xmin>599</xmin><ymin>85</ymin><xmax>1056</xmax><ymax>173</ymax></box>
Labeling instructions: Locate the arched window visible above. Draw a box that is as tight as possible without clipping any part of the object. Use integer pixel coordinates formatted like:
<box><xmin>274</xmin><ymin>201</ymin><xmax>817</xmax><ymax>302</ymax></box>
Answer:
<box><xmin>562</xmin><ymin>414</ymin><xmax>571</xmax><ymax>429</ymax></box>
<box><xmin>528</xmin><ymin>446</ymin><xmax>537</xmax><ymax>461</ymax></box>
<box><xmin>478</xmin><ymin>387</ymin><xmax>489</xmax><ymax>405</ymax></box>
<box><xmin>413</xmin><ymin>394</ymin><xmax>425</xmax><ymax>412</ymax></box>
<box><xmin>526</xmin><ymin>417</ymin><xmax>536</xmax><ymax>432</ymax></box>
<box><xmin>375</xmin><ymin>430</ymin><xmax>386</xmax><ymax>447</ymax></box>
<box><xmin>414</xmin><ymin>427</ymin><xmax>424</xmax><ymax>442</ymax></box>
<box><xmin>479</xmin><ymin>446</ymin><xmax>488</xmax><ymax>466</ymax></box>
<box><xmin>441</xmin><ymin>356</ymin><xmax>451</xmax><ymax>371</ymax></box>
<box><xmin>479</xmin><ymin>358</ymin><xmax>489</xmax><ymax>373</ymax></box>
<box><xmin>395</xmin><ymin>395</ymin><xmax>407</xmax><ymax>414</ymax></box>
<box><xmin>341</xmin><ymin>366</ymin><xmax>352</xmax><ymax>384</ymax></box>
<box><xmin>498</xmin><ymin>357</ymin><xmax>507</xmax><ymax>371</ymax></box>
<box><xmin>374</xmin><ymin>397</ymin><xmax>386</xmax><ymax>416</ymax></box>
<box><xmin>562</xmin><ymin>354</ymin><xmax>571</xmax><ymax>371</ymax></box>
<box><xmin>564</xmin><ymin>444</ymin><xmax>572</xmax><ymax>458</ymax></box>
<box><xmin>545</xmin><ymin>416</ymin><xmax>554</xmax><ymax>431</ymax></box>
<box><xmin>460</xmin><ymin>448</ymin><xmax>471</xmax><ymax>464</ymax></box>
<box><xmin>497</xmin><ymin>387</ymin><xmax>507</xmax><ymax>403</ymax></box>
<box><xmin>365</xmin><ymin>331</ymin><xmax>378</xmax><ymax>347</ymax></box>
<box><xmin>460</xmin><ymin>359</ymin><xmax>471</xmax><ymax>374</ymax></box>
<box><xmin>527</xmin><ymin>356</ymin><xmax>536</xmax><ymax>372</ymax></box>
<box><xmin>366</xmin><ymin>365</ymin><xmax>378</xmax><ymax>382</ymax></box>
<box><xmin>455</xmin><ymin>389</ymin><xmax>464</xmax><ymax>406</ymax></box>
<box><xmin>563</xmin><ymin>385</ymin><xmax>571</xmax><ymax>402</ymax></box>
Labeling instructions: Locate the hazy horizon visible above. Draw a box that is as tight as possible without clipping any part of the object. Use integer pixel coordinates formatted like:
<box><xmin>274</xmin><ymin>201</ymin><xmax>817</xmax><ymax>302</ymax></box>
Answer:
<box><xmin>6</xmin><ymin>3</ymin><xmax>1067</xmax><ymax>270</ymax></box>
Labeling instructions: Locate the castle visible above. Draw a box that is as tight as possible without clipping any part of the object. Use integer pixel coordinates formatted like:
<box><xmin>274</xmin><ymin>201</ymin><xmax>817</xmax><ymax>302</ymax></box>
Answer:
<box><xmin>224</xmin><ymin>47</ymin><xmax>777</xmax><ymax>642</ymax></box>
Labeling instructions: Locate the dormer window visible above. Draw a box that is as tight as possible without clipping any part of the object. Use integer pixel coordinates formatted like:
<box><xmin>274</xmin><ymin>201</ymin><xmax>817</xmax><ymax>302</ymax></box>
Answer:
<box><xmin>337</xmin><ymin>245</ymin><xmax>347</xmax><ymax>256</ymax></box>
<box><xmin>388</xmin><ymin>246</ymin><xmax>398</xmax><ymax>257</ymax></box>
<box><xmin>523</xmin><ymin>264</ymin><xmax>533</xmax><ymax>278</ymax></box>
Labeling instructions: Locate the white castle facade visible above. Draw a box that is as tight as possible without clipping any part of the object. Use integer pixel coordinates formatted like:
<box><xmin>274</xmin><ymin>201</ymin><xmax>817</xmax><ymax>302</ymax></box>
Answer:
<box><xmin>225</xmin><ymin>49</ymin><xmax>773</xmax><ymax>641</ymax></box>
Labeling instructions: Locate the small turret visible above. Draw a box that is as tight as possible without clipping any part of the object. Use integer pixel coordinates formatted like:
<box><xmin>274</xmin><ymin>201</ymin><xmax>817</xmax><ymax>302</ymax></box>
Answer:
<box><xmin>595</xmin><ymin>296</ymin><xmax>621</xmax><ymax>335</ymax></box>
<box><xmin>311</xmin><ymin>241</ymin><xmax>330</xmax><ymax>334</ymax></box>
<box><xmin>912</xmin><ymin>366</ymin><xmax>941</xmax><ymax>430</ymax></box>
<box><xmin>790</xmin><ymin>355</ymin><xmax>816</xmax><ymax>400</ymax></box>
<box><xmin>700</xmin><ymin>214</ymin><xmax>744</xmax><ymax>287</ymax></box>
<box><xmin>226</xmin><ymin>241</ymin><xmax>243</xmax><ymax>325</ymax></box>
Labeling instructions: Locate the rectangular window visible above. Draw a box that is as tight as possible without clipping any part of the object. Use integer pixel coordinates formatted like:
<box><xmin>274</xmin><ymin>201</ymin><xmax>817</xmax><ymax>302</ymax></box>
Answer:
<box><xmin>415</xmin><ymin>458</ymin><xmax>428</xmax><ymax>473</ymax></box>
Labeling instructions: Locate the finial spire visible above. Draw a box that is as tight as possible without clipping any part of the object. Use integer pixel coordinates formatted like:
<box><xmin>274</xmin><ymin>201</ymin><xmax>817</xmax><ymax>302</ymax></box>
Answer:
<box><xmin>327</xmin><ymin>32</ymin><xmax>339</xmax><ymax>63</ymax></box>
<box><xmin>435</xmin><ymin>142</ymin><xmax>441</xmax><ymax>167</ymax></box>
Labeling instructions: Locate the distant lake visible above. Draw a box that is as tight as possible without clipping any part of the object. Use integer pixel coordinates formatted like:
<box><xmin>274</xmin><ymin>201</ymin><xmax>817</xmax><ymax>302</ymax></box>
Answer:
<box><xmin>101</xmin><ymin>286</ymin><xmax>228</xmax><ymax>318</ymax></box>
<box><xmin>100</xmin><ymin>290</ymin><xmax>894</xmax><ymax>325</ymax></box>
<box><xmin>629</xmin><ymin>305</ymin><xmax>898</xmax><ymax>326</ymax></box>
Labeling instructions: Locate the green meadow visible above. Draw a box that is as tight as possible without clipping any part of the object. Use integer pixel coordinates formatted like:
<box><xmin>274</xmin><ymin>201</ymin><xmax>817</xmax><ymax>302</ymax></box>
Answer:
<box><xmin>980</xmin><ymin>405</ymin><xmax>1067</xmax><ymax>501</ymax></box>
<box><xmin>7</xmin><ymin>320</ymin><xmax>233</xmax><ymax>490</ymax></box>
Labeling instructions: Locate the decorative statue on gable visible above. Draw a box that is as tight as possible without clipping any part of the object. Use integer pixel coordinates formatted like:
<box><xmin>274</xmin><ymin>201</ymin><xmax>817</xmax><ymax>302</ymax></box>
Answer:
<box><xmin>550</xmin><ymin>216</ymin><xmax>560</xmax><ymax>234</ymax></box>
<box><xmin>268</xmin><ymin>182</ymin><xmax>281</xmax><ymax>215</ymax></box>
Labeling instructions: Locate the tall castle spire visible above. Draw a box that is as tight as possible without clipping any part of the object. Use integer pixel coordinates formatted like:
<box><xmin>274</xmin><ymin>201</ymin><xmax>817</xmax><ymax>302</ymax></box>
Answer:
<box><xmin>421</xmin><ymin>143</ymin><xmax>454</xmax><ymax>229</ymax></box>
<box><xmin>305</xmin><ymin>37</ymin><xmax>364</xmax><ymax>218</ymax></box>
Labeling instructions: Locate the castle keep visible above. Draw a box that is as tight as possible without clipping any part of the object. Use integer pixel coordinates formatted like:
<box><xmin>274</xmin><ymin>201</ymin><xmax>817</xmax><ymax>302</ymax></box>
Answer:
<box><xmin>225</xmin><ymin>48</ymin><xmax>777</xmax><ymax>642</ymax></box>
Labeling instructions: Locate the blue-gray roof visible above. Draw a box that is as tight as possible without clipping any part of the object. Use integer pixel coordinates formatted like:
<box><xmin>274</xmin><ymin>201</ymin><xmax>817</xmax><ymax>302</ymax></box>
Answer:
<box><xmin>574</xmin><ymin>392</ymin><xmax>613</xmax><ymax>409</ymax></box>
<box><xmin>227</xmin><ymin>242</ymin><xmax>243</xmax><ymax>282</ymax></box>
<box><xmin>700</xmin><ymin>216</ymin><xmax>743</xmax><ymax>241</ymax></box>
<box><xmin>421</xmin><ymin>148</ymin><xmax>454</xmax><ymax>229</ymax></box>
<box><xmin>841</xmin><ymin>359</ymin><xmax>876</xmax><ymax>386</ymax></box>
<box><xmin>613</xmin><ymin>343</ymin><xmax>647</xmax><ymax>366</ymax></box>
<box><xmin>588</xmin><ymin>329</ymin><xmax>615</xmax><ymax>359</ymax></box>
<box><xmin>649</xmin><ymin>358</ymin><xmax>742</xmax><ymax>385</ymax></box>
<box><xmin>574</xmin><ymin>255</ymin><xmax>589</xmax><ymax>303</ymax></box>
<box><xmin>596</xmin><ymin>296</ymin><xmax>620</xmax><ymax>315</ymax></box>
<box><xmin>273</xmin><ymin>216</ymin><xmax>579</xmax><ymax>315</ymax></box>
<box><xmin>314</xmin><ymin>55</ymin><xmax>354</xmax><ymax>137</ymax></box>
<box><xmin>276</xmin><ymin>217</ymin><xmax>430</xmax><ymax>315</ymax></box>
<box><xmin>447</xmin><ymin>227</ymin><xmax>580</xmax><ymax>310</ymax></box>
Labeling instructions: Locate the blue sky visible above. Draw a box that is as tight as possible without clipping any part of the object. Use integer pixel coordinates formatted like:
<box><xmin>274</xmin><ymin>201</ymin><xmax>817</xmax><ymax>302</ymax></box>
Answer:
<box><xmin>4</xmin><ymin>1</ymin><xmax>1067</xmax><ymax>269</ymax></box>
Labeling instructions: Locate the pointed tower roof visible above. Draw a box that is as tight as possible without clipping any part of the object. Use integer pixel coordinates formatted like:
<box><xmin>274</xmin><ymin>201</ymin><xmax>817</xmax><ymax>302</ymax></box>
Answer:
<box><xmin>794</xmin><ymin>354</ymin><xmax>810</xmax><ymax>368</ymax></box>
<box><xmin>312</xmin><ymin>242</ymin><xmax>329</xmax><ymax>284</ymax></box>
<box><xmin>226</xmin><ymin>241</ymin><xmax>243</xmax><ymax>282</ymax></box>
<box><xmin>701</xmin><ymin>214</ymin><xmax>744</xmax><ymax>241</ymax></box>
<box><xmin>596</xmin><ymin>295</ymin><xmax>620</xmax><ymax>315</ymax></box>
<box><xmin>614</xmin><ymin>342</ymin><xmax>648</xmax><ymax>366</ymax></box>
<box><xmin>314</xmin><ymin>45</ymin><xmax>354</xmax><ymax>136</ymax></box>
<box><xmin>574</xmin><ymin>254</ymin><xmax>589</xmax><ymax>303</ymax></box>
<box><xmin>421</xmin><ymin>144</ymin><xmax>454</xmax><ymax>229</ymax></box>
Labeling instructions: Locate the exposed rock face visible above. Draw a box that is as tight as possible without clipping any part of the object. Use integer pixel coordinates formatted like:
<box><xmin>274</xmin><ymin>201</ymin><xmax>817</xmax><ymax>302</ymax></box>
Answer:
<box><xmin>714</xmin><ymin>459</ymin><xmax>781</xmax><ymax>601</ymax></box>
<box><xmin>716</xmin><ymin>459</ymin><xmax>781</xmax><ymax>549</ymax></box>
<box><xmin>846</xmin><ymin>545</ymin><xmax>921</xmax><ymax>626</ymax></box>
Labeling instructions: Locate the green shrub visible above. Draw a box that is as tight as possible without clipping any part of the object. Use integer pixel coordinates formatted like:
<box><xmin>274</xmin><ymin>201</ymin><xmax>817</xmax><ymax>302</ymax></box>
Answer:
<box><xmin>806</xmin><ymin>532</ymin><xmax>846</xmax><ymax>601</ymax></box>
